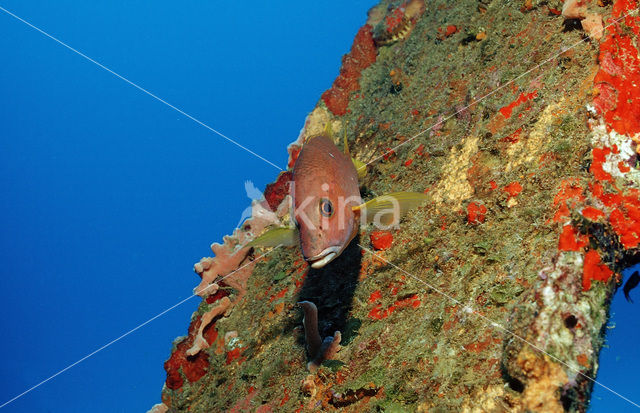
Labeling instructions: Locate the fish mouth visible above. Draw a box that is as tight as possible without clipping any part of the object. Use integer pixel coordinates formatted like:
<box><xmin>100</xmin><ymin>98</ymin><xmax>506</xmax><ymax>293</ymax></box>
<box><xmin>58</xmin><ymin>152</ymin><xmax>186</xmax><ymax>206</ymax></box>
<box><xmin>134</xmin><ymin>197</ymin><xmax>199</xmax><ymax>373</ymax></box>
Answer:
<box><xmin>307</xmin><ymin>246</ymin><xmax>342</xmax><ymax>268</ymax></box>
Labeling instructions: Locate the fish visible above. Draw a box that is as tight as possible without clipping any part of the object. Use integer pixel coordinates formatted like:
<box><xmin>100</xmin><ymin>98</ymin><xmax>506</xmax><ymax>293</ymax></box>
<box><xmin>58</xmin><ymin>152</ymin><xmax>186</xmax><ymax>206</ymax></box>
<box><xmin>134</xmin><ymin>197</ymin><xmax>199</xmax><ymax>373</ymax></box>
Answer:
<box><xmin>248</xmin><ymin>126</ymin><xmax>428</xmax><ymax>268</ymax></box>
<box><xmin>623</xmin><ymin>271</ymin><xmax>639</xmax><ymax>303</ymax></box>
<box><xmin>291</xmin><ymin>134</ymin><xmax>363</xmax><ymax>268</ymax></box>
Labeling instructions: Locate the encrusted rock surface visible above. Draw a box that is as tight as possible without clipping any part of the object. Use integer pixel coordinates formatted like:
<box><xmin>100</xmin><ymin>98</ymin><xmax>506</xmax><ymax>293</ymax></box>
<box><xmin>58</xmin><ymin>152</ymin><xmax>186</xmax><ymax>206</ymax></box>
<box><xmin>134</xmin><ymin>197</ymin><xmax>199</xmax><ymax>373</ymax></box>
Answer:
<box><xmin>155</xmin><ymin>0</ymin><xmax>640</xmax><ymax>411</ymax></box>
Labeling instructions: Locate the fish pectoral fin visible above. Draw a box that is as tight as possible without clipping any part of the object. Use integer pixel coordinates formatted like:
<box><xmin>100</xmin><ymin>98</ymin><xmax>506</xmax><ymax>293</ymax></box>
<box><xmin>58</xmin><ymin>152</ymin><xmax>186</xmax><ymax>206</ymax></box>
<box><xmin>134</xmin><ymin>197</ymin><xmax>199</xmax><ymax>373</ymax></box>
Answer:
<box><xmin>352</xmin><ymin>192</ymin><xmax>429</xmax><ymax>226</ymax></box>
<box><xmin>352</xmin><ymin>157</ymin><xmax>367</xmax><ymax>180</ymax></box>
<box><xmin>246</xmin><ymin>227</ymin><xmax>299</xmax><ymax>248</ymax></box>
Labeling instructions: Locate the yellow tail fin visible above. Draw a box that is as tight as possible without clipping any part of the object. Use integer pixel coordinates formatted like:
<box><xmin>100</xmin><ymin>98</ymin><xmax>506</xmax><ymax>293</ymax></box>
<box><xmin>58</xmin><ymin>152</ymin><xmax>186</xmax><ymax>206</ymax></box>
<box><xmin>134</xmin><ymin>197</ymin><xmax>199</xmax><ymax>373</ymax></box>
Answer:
<box><xmin>353</xmin><ymin>192</ymin><xmax>428</xmax><ymax>226</ymax></box>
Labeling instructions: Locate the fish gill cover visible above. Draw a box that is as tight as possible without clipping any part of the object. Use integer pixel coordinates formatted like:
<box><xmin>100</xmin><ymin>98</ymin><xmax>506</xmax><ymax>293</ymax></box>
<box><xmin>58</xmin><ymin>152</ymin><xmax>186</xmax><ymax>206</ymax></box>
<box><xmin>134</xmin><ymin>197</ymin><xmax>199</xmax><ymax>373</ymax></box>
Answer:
<box><xmin>153</xmin><ymin>0</ymin><xmax>640</xmax><ymax>411</ymax></box>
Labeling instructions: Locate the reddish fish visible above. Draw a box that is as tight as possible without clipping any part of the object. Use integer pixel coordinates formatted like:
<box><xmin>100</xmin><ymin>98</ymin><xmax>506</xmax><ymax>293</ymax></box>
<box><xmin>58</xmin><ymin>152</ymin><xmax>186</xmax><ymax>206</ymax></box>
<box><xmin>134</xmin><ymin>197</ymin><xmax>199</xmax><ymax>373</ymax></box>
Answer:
<box><xmin>248</xmin><ymin>133</ymin><xmax>428</xmax><ymax>268</ymax></box>
<box><xmin>292</xmin><ymin>134</ymin><xmax>362</xmax><ymax>268</ymax></box>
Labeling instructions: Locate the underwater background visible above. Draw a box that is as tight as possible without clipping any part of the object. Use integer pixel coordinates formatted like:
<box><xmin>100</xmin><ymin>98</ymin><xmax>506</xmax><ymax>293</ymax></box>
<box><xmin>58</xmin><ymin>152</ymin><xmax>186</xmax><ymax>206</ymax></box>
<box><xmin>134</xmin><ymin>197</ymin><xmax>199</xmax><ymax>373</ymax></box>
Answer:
<box><xmin>0</xmin><ymin>1</ymin><xmax>637</xmax><ymax>412</ymax></box>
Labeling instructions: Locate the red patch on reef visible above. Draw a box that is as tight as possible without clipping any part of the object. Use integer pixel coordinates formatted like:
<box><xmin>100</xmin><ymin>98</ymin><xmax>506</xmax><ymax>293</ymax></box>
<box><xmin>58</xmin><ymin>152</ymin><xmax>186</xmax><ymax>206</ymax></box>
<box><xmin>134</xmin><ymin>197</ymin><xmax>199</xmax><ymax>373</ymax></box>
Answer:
<box><xmin>437</xmin><ymin>24</ymin><xmax>459</xmax><ymax>39</ymax></box>
<box><xmin>385</xmin><ymin>7</ymin><xmax>406</xmax><ymax>33</ymax></box>
<box><xmin>582</xmin><ymin>206</ymin><xmax>605</xmax><ymax>221</ymax></box>
<box><xmin>554</xmin><ymin>180</ymin><xmax>585</xmax><ymax>205</ymax></box>
<box><xmin>551</xmin><ymin>179</ymin><xmax>585</xmax><ymax>222</ymax></box>
<box><xmin>618</xmin><ymin>161</ymin><xmax>631</xmax><ymax>173</ymax></box>
<box><xmin>164</xmin><ymin>353</ymin><xmax>184</xmax><ymax>390</ymax></box>
<box><xmin>558</xmin><ymin>225</ymin><xmax>589</xmax><ymax>251</ymax></box>
<box><xmin>582</xmin><ymin>250</ymin><xmax>614</xmax><ymax>291</ymax></box>
<box><xmin>369</xmin><ymin>290</ymin><xmax>383</xmax><ymax>303</ymax></box>
<box><xmin>590</xmin><ymin>147</ymin><xmax>613</xmax><ymax>182</ymax></box>
<box><xmin>609</xmin><ymin>196</ymin><xmax>640</xmax><ymax>248</ymax></box>
<box><xmin>593</xmin><ymin>1</ymin><xmax>640</xmax><ymax>137</ymax></box>
<box><xmin>382</xmin><ymin>147</ymin><xmax>396</xmax><ymax>161</ymax></box>
<box><xmin>370</xmin><ymin>230</ymin><xmax>393</xmax><ymax>250</ymax></box>
<box><xmin>321</xmin><ymin>88</ymin><xmax>349</xmax><ymax>117</ymax></box>
<box><xmin>367</xmin><ymin>294</ymin><xmax>421</xmax><ymax>320</ymax></box>
<box><xmin>263</xmin><ymin>171</ymin><xmax>292</xmax><ymax>210</ymax></box>
<box><xmin>438</xmin><ymin>24</ymin><xmax>458</xmax><ymax>38</ymax></box>
<box><xmin>322</xmin><ymin>25</ymin><xmax>377</xmax><ymax>116</ymax></box>
<box><xmin>206</xmin><ymin>288</ymin><xmax>230</xmax><ymax>304</ymax></box>
<box><xmin>368</xmin><ymin>303</ymin><xmax>387</xmax><ymax>320</ymax></box>
<box><xmin>590</xmin><ymin>182</ymin><xmax>622</xmax><ymax>208</ymax></box>
<box><xmin>226</xmin><ymin>347</ymin><xmax>246</xmax><ymax>365</ymax></box>
<box><xmin>576</xmin><ymin>354</ymin><xmax>590</xmax><ymax>368</ymax></box>
<box><xmin>467</xmin><ymin>202</ymin><xmax>487</xmax><ymax>224</ymax></box>
<box><xmin>269</xmin><ymin>287</ymin><xmax>289</xmax><ymax>303</ymax></box>
<box><xmin>164</xmin><ymin>315</ymin><xmax>211</xmax><ymax>390</ymax></box>
<box><xmin>279</xmin><ymin>388</ymin><xmax>291</xmax><ymax>407</ymax></box>
<box><xmin>464</xmin><ymin>334</ymin><xmax>497</xmax><ymax>354</ymax></box>
<box><xmin>590</xmin><ymin>183</ymin><xmax>640</xmax><ymax>249</ymax></box>
<box><xmin>503</xmin><ymin>182</ymin><xmax>523</xmax><ymax>198</ymax></box>
<box><xmin>500</xmin><ymin>127</ymin><xmax>522</xmax><ymax>143</ymax></box>
<box><xmin>499</xmin><ymin>91</ymin><xmax>538</xmax><ymax>119</ymax></box>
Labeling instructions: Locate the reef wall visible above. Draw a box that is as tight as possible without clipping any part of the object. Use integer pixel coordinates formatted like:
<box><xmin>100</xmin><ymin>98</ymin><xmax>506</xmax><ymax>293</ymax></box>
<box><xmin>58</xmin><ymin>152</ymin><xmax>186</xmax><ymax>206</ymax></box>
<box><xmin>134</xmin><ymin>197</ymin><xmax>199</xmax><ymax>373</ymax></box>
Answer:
<box><xmin>152</xmin><ymin>0</ymin><xmax>640</xmax><ymax>411</ymax></box>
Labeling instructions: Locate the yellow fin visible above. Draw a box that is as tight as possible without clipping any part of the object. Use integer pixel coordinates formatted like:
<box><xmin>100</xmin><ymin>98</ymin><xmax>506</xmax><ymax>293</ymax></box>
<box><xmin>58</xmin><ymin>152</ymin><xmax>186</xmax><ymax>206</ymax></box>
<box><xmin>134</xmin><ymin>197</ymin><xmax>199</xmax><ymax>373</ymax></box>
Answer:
<box><xmin>352</xmin><ymin>157</ymin><xmax>367</xmax><ymax>180</ymax></box>
<box><xmin>343</xmin><ymin>120</ymin><xmax>367</xmax><ymax>179</ymax></box>
<box><xmin>324</xmin><ymin>121</ymin><xmax>334</xmax><ymax>140</ymax></box>
<box><xmin>246</xmin><ymin>227</ymin><xmax>299</xmax><ymax>248</ymax></box>
<box><xmin>352</xmin><ymin>192</ymin><xmax>428</xmax><ymax>227</ymax></box>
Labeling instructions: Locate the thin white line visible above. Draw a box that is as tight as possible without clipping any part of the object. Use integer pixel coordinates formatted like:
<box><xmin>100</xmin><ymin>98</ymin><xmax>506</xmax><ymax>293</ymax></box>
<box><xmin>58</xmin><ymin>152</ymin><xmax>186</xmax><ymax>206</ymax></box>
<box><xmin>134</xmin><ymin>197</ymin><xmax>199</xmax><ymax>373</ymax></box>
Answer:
<box><xmin>357</xmin><ymin>244</ymin><xmax>640</xmax><ymax>409</ymax></box>
<box><xmin>0</xmin><ymin>5</ymin><xmax>283</xmax><ymax>172</ymax></box>
<box><xmin>360</xmin><ymin>8</ymin><xmax>638</xmax><ymax>171</ymax></box>
<box><xmin>0</xmin><ymin>247</ymin><xmax>280</xmax><ymax>409</ymax></box>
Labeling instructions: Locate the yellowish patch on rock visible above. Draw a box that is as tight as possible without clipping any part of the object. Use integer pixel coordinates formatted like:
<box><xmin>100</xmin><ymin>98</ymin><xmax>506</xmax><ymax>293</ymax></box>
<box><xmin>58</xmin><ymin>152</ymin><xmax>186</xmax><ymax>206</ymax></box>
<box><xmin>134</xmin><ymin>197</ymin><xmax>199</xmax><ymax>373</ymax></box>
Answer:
<box><xmin>461</xmin><ymin>384</ymin><xmax>512</xmax><ymax>412</ymax></box>
<box><xmin>299</xmin><ymin>106</ymin><xmax>342</xmax><ymax>143</ymax></box>
<box><xmin>518</xmin><ymin>349</ymin><xmax>568</xmax><ymax>413</ymax></box>
<box><xmin>505</xmin><ymin>99</ymin><xmax>565</xmax><ymax>173</ymax></box>
<box><xmin>432</xmin><ymin>135</ymin><xmax>478</xmax><ymax>209</ymax></box>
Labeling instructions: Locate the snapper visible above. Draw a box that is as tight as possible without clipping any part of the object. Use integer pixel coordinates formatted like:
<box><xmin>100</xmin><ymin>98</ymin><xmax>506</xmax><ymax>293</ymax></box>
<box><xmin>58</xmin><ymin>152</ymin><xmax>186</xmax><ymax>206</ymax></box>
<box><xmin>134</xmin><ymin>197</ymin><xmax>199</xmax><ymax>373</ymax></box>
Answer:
<box><xmin>249</xmin><ymin>128</ymin><xmax>427</xmax><ymax>268</ymax></box>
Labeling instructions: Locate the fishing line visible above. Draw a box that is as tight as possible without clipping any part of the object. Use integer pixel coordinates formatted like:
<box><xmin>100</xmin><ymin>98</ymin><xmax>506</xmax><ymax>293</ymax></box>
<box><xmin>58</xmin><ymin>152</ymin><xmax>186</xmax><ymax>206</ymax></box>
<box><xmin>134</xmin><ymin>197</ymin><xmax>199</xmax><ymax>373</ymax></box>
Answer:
<box><xmin>0</xmin><ymin>247</ymin><xmax>281</xmax><ymax>409</ymax></box>
<box><xmin>357</xmin><ymin>244</ymin><xmax>640</xmax><ymax>409</ymax></box>
<box><xmin>359</xmin><ymin>7</ymin><xmax>639</xmax><ymax>172</ymax></box>
<box><xmin>0</xmin><ymin>5</ymin><xmax>284</xmax><ymax>172</ymax></box>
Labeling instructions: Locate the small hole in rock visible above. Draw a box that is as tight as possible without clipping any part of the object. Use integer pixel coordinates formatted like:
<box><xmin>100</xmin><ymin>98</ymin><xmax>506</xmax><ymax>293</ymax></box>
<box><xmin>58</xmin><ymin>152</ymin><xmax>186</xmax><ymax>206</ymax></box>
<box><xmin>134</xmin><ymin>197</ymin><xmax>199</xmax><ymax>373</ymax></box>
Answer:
<box><xmin>507</xmin><ymin>377</ymin><xmax>525</xmax><ymax>393</ymax></box>
<box><xmin>562</xmin><ymin>19</ymin><xmax>582</xmax><ymax>33</ymax></box>
<box><xmin>561</xmin><ymin>391</ymin><xmax>574</xmax><ymax>411</ymax></box>
<box><xmin>564</xmin><ymin>315</ymin><xmax>578</xmax><ymax>329</ymax></box>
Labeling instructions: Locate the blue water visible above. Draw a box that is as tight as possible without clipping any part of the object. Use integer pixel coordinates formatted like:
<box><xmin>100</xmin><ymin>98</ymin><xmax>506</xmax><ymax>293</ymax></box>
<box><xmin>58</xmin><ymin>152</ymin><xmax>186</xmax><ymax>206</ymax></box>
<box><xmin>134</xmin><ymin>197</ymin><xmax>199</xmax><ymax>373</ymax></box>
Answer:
<box><xmin>0</xmin><ymin>1</ymin><xmax>637</xmax><ymax>412</ymax></box>
<box><xmin>589</xmin><ymin>264</ymin><xmax>640</xmax><ymax>412</ymax></box>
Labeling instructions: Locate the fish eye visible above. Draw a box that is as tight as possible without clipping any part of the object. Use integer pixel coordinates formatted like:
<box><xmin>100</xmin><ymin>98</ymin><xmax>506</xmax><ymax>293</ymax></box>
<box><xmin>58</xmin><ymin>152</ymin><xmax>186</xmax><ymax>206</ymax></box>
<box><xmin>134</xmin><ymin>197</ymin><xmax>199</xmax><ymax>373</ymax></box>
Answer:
<box><xmin>320</xmin><ymin>198</ymin><xmax>334</xmax><ymax>218</ymax></box>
